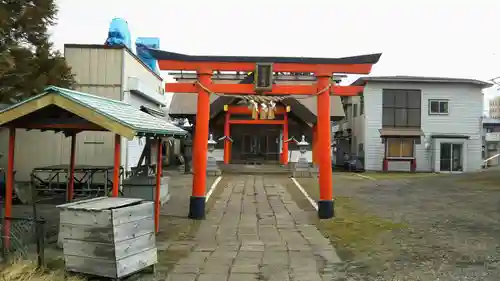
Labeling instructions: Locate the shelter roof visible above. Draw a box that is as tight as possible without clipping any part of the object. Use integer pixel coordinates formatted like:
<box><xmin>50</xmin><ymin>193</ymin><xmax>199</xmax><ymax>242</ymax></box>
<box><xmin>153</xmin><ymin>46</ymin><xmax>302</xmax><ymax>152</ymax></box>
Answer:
<box><xmin>0</xmin><ymin>86</ymin><xmax>186</xmax><ymax>139</ymax></box>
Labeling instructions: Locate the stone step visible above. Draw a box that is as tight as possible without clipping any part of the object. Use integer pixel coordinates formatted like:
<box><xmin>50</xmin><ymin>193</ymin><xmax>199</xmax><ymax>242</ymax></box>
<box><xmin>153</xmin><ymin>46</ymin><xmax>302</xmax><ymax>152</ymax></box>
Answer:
<box><xmin>220</xmin><ymin>164</ymin><xmax>292</xmax><ymax>175</ymax></box>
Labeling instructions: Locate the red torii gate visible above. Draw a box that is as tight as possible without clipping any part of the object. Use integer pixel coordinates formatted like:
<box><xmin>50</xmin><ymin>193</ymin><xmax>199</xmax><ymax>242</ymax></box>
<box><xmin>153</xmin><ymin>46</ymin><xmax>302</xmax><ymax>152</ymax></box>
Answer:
<box><xmin>150</xmin><ymin>50</ymin><xmax>381</xmax><ymax>219</ymax></box>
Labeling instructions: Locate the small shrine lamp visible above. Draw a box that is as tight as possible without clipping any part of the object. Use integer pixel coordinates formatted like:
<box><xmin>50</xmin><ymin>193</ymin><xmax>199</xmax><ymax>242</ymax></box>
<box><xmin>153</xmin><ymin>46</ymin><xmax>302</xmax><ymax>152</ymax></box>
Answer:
<box><xmin>332</xmin><ymin>140</ymin><xmax>337</xmax><ymax>153</ymax></box>
<box><xmin>207</xmin><ymin>133</ymin><xmax>217</xmax><ymax>155</ymax></box>
<box><xmin>296</xmin><ymin>135</ymin><xmax>310</xmax><ymax>157</ymax></box>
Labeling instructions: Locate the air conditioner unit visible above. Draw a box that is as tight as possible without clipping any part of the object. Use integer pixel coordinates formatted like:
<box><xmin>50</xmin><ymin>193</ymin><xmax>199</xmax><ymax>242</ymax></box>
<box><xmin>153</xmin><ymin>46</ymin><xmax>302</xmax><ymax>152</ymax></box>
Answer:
<box><xmin>254</xmin><ymin>63</ymin><xmax>273</xmax><ymax>92</ymax></box>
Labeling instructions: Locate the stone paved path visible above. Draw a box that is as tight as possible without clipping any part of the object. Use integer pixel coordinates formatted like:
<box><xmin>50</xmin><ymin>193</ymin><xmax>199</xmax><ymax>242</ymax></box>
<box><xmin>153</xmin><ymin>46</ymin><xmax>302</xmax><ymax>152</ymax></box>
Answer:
<box><xmin>165</xmin><ymin>175</ymin><xmax>341</xmax><ymax>281</ymax></box>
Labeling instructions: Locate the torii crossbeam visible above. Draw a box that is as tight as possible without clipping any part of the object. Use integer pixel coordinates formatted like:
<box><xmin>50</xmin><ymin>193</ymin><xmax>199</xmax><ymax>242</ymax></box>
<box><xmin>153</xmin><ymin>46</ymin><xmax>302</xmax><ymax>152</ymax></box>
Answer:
<box><xmin>150</xmin><ymin>48</ymin><xmax>381</xmax><ymax>219</ymax></box>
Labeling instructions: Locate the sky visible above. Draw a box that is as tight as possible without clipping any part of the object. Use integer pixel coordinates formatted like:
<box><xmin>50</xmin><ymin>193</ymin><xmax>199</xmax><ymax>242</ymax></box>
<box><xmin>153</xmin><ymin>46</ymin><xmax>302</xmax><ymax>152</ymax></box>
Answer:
<box><xmin>50</xmin><ymin>0</ymin><xmax>500</xmax><ymax>111</ymax></box>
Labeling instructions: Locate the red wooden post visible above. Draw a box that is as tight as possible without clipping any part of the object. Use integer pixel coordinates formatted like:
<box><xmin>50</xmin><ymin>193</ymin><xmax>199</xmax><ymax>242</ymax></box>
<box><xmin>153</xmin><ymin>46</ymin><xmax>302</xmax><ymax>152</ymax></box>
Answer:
<box><xmin>112</xmin><ymin>134</ymin><xmax>121</xmax><ymax>197</ymax></box>
<box><xmin>316</xmin><ymin>73</ymin><xmax>334</xmax><ymax>219</ymax></box>
<box><xmin>155</xmin><ymin>138</ymin><xmax>163</xmax><ymax>233</ymax></box>
<box><xmin>189</xmin><ymin>69</ymin><xmax>211</xmax><ymax>219</ymax></box>
<box><xmin>282</xmin><ymin>113</ymin><xmax>289</xmax><ymax>165</ymax></box>
<box><xmin>312</xmin><ymin>124</ymin><xmax>318</xmax><ymax>164</ymax></box>
<box><xmin>223</xmin><ymin>111</ymin><xmax>230</xmax><ymax>164</ymax></box>
<box><xmin>67</xmin><ymin>133</ymin><xmax>76</xmax><ymax>202</ymax></box>
<box><xmin>3</xmin><ymin>127</ymin><xmax>15</xmax><ymax>249</ymax></box>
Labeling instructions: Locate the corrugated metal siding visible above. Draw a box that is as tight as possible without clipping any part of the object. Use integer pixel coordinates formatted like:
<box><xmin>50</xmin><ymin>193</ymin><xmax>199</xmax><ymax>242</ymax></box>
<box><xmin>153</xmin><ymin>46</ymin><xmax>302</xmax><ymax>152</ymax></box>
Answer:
<box><xmin>66</xmin><ymin>47</ymin><xmax>124</xmax><ymax>169</ymax></box>
<box><xmin>64</xmin><ymin>47</ymin><xmax>123</xmax><ymax>93</ymax></box>
<box><xmin>363</xmin><ymin>82</ymin><xmax>483</xmax><ymax>172</ymax></box>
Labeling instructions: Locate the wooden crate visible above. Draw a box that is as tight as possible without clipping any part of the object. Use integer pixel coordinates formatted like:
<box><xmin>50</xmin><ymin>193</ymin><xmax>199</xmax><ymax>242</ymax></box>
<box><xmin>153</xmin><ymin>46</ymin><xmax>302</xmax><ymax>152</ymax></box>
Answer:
<box><xmin>122</xmin><ymin>176</ymin><xmax>170</xmax><ymax>205</ymax></box>
<box><xmin>57</xmin><ymin>197</ymin><xmax>157</xmax><ymax>280</ymax></box>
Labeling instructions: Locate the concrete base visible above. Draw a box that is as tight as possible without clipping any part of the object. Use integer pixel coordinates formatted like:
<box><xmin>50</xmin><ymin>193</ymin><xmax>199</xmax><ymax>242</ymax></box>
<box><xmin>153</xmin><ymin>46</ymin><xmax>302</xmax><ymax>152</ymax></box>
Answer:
<box><xmin>292</xmin><ymin>156</ymin><xmax>313</xmax><ymax>178</ymax></box>
<box><xmin>207</xmin><ymin>156</ymin><xmax>221</xmax><ymax>176</ymax></box>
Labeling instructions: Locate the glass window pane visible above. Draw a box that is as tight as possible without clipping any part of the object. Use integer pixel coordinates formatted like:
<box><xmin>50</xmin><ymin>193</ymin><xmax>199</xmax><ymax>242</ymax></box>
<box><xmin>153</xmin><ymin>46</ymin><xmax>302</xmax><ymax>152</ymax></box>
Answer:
<box><xmin>394</xmin><ymin>92</ymin><xmax>407</xmax><ymax>108</ymax></box>
<box><xmin>387</xmin><ymin>138</ymin><xmax>401</xmax><ymax>157</ymax></box>
<box><xmin>382</xmin><ymin>108</ymin><xmax>395</xmax><ymax>127</ymax></box>
<box><xmin>394</xmin><ymin>109</ymin><xmax>408</xmax><ymax>127</ymax></box>
<box><xmin>429</xmin><ymin>100</ymin><xmax>439</xmax><ymax>113</ymax></box>
<box><xmin>407</xmin><ymin>91</ymin><xmax>421</xmax><ymax>109</ymax></box>
<box><xmin>439</xmin><ymin>101</ymin><xmax>448</xmax><ymax>113</ymax></box>
<box><xmin>407</xmin><ymin>109</ymin><xmax>421</xmax><ymax>127</ymax></box>
<box><xmin>382</xmin><ymin>90</ymin><xmax>395</xmax><ymax>107</ymax></box>
<box><xmin>401</xmin><ymin>139</ymin><xmax>414</xmax><ymax>157</ymax></box>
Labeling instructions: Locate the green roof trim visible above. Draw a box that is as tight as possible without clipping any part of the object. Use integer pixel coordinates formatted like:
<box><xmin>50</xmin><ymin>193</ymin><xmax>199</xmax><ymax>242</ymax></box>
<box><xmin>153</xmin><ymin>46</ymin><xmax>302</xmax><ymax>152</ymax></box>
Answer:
<box><xmin>0</xmin><ymin>86</ymin><xmax>187</xmax><ymax>137</ymax></box>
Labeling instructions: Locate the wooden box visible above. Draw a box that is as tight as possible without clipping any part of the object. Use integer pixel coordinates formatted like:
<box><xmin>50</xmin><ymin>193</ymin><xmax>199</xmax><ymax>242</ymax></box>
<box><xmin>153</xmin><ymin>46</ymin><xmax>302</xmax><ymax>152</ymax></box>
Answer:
<box><xmin>122</xmin><ymin>176</ymin><xmax>170</xmax><ymax>205</ymax></box>
<box><xmin>57</xmin><ymin>197</ymin><xmax>157</xmax><ymax>280</ymax></box>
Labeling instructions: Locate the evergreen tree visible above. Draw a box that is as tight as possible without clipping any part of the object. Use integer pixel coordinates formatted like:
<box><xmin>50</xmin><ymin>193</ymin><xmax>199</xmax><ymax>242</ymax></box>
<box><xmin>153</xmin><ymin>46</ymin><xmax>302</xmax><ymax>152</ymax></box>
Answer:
<box><xmin>0</xmin><ymin>0</ymin><xmax>74</xmax><ymax>104</ymax></box>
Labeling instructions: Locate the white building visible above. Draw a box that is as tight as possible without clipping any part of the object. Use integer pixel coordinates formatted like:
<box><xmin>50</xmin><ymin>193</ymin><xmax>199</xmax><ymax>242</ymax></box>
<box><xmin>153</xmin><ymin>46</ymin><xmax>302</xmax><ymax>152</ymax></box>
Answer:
<box><xmin>336</xmin><ymin>76</ymin><xmax>492</xmax><ymax>173</ymax></box>
<box><xmin>0</xmin><ymin>44</ymin><xmax>167</xmax><ymax>181</ymax></box>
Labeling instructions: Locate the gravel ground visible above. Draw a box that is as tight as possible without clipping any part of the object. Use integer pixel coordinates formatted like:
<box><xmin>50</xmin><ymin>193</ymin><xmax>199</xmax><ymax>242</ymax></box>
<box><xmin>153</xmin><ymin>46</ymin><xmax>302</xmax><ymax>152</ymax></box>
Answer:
<box><xmin>291</xmin><ymin>171</ymin><xmax>500</xmax><ymax>281</ymax></box>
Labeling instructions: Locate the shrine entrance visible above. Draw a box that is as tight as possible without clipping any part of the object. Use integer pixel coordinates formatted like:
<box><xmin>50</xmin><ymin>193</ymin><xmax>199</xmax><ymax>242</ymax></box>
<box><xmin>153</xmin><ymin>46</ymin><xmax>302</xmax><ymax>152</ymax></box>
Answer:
<box><xmin>233</xmin><ymin>125</ymin><xmax>280</xmax><ymax>164</ymax></box>
<box><xmin>150</xmin><ymin>47</ymin><xmax>381</xmax><ymax>220</ymax></box>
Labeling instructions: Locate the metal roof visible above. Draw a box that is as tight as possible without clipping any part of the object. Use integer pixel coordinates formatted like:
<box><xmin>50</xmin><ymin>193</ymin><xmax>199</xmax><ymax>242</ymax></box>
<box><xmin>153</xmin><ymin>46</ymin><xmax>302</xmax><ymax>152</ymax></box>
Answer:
<box><xmin>0</xmin><ymin>86</ymin><xmax>187</xmax><ymax>139</ymax></box>
<box><xmin>351</xmin><ymin>75</ymin><xmax>493</xmax><ymax>88</ymax></box>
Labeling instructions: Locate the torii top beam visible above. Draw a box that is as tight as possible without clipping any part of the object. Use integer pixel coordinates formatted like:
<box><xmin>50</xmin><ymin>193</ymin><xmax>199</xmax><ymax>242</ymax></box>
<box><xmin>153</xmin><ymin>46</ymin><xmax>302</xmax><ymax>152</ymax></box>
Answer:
<box><xmin>148</xmin><ymin>49</ymin><xmax>382</xmax><ymax>74</ymax></box>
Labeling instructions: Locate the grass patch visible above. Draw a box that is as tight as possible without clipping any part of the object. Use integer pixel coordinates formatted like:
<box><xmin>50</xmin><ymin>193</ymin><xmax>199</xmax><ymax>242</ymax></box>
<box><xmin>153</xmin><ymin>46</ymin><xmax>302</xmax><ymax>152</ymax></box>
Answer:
<box><xmin>318</xmin><ymin>197</ymin><xmax>407</xmax><ymax>260</ymax></box>
<box><xmin>0</xmin><ymin>259</ymin><xmax>83</xmax><ymax>281</ymax></box>
<box><xmin>361</xmin><ymin>172</ymin><xmax>439</xmax><ymax>180</ymax></box>
<box><xmin>289</xmin><ymin>178</ymin><xmax>407</xmax><ymax>263</ymax></box>
<box><xmin>452</xmin><ymin>171</ymin><xmax>500</xmax><ymax>188</ymax></box>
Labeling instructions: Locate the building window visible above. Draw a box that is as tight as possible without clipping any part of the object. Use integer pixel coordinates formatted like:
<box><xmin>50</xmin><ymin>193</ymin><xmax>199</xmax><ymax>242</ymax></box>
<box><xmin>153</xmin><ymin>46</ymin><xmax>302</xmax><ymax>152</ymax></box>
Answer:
<box><xmin>386</xmin><ymin>138</ymin><xmax>414</xmax><ymax>158</ymax></box>
<box><xmin>382</xmin><ymin>89</ymin><xmax>421</xmax><ymax>128</ymax></box>
<box><xmin>429</xmin><ymin>99</ymin><xmax>449</xmax><ymax>115</ymax></box>
<box><xmin>353</xmin><ymin>104</ymin><xmax>358</xmax><ymax>117</ymax></box>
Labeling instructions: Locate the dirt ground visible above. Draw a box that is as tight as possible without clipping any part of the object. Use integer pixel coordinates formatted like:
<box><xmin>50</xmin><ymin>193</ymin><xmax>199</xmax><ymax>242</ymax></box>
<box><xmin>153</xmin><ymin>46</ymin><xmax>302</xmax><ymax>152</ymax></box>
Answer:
<box><xmin>289</xmin><ymin>171</ymin><xmax>500</xmax><ymax>281</ymax></box>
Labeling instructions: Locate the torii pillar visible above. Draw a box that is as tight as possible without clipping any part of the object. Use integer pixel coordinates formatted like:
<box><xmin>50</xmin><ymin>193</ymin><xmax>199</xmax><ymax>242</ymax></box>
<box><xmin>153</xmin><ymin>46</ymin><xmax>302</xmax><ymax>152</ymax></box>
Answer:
<box><xmin>189</xmin><ymin>69</ymin><xmax>211</xmax><ymax>220</ymax></box>
<box><xmin>316</xmin><ymin>71</ymin><xmax>334</xmax><ymax>219</ymax></box>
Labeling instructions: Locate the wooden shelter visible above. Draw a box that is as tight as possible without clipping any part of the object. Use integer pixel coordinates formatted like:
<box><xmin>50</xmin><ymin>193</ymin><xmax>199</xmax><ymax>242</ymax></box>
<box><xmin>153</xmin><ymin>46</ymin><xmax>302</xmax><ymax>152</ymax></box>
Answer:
<box><xmin>148</xmin><ymin>49</ymin><xmax>382</xmax><ymax>220</ymax></box>
<box><xmin>0</xmin><ymin>86</ymin><xmax>186</xmax><ymax>246</ymax></box>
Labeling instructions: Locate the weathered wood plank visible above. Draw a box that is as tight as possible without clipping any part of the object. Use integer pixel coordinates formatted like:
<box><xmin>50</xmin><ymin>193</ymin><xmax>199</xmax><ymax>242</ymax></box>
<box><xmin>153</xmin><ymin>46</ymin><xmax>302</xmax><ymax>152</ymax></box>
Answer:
<box><xmin>114</xmin><ymin>217</ymin><xmax>154</xmax><ymax>243</ymax></box>
<box><xmin>57</xmin><ymin>196</ymin><xmax>106</xmax><ymax>209</ymax></box>
<box><xmin>59</xmin><ymin>223</ymin><xmax>114</xmax><ymax>243</ymax></box>
<box><xmin>65</xmin><ymin>255</ymin><xmax>117</xmax><ymax>278</ymax></box>
<box><xmin>59</xmin><ymin>209</ymin><xmax>112</xmax><ymax>227</ymax></box>
<box><xmin>115</xmin><ymin>232</ymin><xmax>155</xmax><ymax>259</ymax></box>
<box><xmin>60</xmin><ymin>198</ymin><xmax>157</xmax><ymax>279</ymax></box>
<box><xmin>62</xmin><ymin>232</ymin><xmax>155</xmax><ymax>260</ymax></box>
<box><xmin>116</xmin><ymin>248</ymin><xmax>157</xmax><ymax>278</ymax></box>
<box><xmin>112</xmin><ymin>201</ymin><xmax>154</xmax><ymax>226</ymax></box>
<box><xmin>63</xmin><ymin>197</ymin><xmax>143</xmax><ymax>211</ymax></box>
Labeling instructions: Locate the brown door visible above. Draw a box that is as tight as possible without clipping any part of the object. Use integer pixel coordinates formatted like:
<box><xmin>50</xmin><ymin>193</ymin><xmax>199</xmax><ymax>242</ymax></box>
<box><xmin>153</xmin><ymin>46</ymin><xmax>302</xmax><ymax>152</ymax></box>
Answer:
<box><xmin>233</xmin><ymin>125</ymin><xmax>279</xmax><ymax>163</ymax></box>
